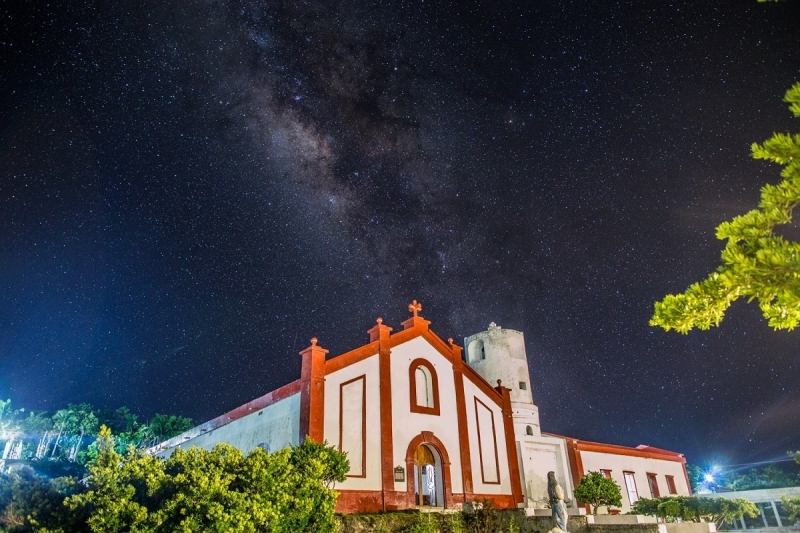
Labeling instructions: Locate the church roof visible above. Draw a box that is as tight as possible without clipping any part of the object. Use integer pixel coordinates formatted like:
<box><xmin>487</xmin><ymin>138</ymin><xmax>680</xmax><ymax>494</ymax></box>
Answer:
<box><xmin>542</xmin><ymin>433</ymin><xmax>686</xmax><ymax>463</ymax></box>
<box><xmin>151</xmin><ymin>300</ymin><xmax>504</xmax><ymax>453</ymax></box>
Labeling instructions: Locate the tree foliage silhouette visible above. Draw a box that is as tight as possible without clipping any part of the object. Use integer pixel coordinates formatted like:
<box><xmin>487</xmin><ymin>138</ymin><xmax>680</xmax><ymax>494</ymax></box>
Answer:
<box><xmin>652</xmin><ymin>83</ymin><xmax>800</xmax><ymax>333</ymax></box>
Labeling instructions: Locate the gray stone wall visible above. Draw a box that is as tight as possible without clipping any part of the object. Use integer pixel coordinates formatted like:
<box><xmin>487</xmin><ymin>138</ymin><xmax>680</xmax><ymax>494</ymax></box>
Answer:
<box><xmin>336</xmin><ymin>510</ymin><xmax>718</xmax><ymax>533</ymax></box>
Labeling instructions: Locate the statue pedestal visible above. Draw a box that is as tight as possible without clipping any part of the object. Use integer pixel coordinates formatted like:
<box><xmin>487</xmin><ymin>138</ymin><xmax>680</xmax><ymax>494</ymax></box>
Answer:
<box><xmin>526</xmin><ymin>508</ymin><xmax>555</xmax><ymax>517</ymax></box>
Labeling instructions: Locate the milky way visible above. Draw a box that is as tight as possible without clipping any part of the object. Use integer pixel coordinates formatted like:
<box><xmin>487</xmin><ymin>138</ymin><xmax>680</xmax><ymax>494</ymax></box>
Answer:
<box><xmin>2</xmin><ymin>0</ymin><xmax>800</xmax><ymax>468</ymax></box>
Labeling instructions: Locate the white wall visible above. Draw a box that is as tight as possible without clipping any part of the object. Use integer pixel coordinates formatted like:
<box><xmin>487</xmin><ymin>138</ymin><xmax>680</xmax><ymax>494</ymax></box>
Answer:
<box><xmin>462</xmin><ymin>377</ymin><xmax>512</xmax><ymax>495</ymax></box>
<box><xmin>579</xmin><ymin>450</ymin><xmax>690</xmax><ymax>513</ymax></box>
<box><xmin>324</xmin><ymin>353</ymin><xmax>382</xmax><ymax>491</ymax></box>
<box><xmin>390</xmin><ymin>336</ymin><xmax>464</xmax><ymax>494</ymax></box>
<box><xmin>518</xmin><ymin>435</ymin><xmax>574</xmax><ymax>508</ymax></box>
<box><xmin>156</xmin><ymin>392</ymin><xmax>300</xmax><ymax>459</ymax></box>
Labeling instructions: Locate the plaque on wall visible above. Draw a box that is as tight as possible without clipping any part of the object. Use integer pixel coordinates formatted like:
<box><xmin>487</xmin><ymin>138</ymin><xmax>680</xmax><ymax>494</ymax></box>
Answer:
<box><xmin>394</xmin><ymin>466</ymin><xmax>405</xmax><ymax>482</ymax></box>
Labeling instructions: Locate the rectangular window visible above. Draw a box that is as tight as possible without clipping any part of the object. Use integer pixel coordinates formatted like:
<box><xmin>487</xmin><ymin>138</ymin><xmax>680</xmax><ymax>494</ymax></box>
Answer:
<box><xmin>760</xmin><ymin>502</ymin><xmax>779</xmax><ymax>527</ymax></box>
<box><xmin>646</xmin><ymin>473</ymin><xmax>660</xmax><ymax>498</ymax></box>
<box><xmin>623</xmin><ymin>471</ymin><xmax>639</xmax><ymax>505</ymax></box>
<box><xmin>519</xmin><ymin>381</ymin><xmax>527</xmax><ymax>390</ymax></box>
<box><xmin>722</xmin><ymin>519</ymin><xmax>739</xmax><ymax>530</ymax></box>
<box><xmin>600</xmin><ymin>469</ymin><xmax>612</xmax><ymax>479</ymax></box>
<box><xmin>743</xmin><ymin>509</ymin><xmax>765</xmax><ymax>530</ymax></box>
<box><xmin>665</xmin><ymin>475</ymin><xmax>677</xmax><ymax>494</ymax></box>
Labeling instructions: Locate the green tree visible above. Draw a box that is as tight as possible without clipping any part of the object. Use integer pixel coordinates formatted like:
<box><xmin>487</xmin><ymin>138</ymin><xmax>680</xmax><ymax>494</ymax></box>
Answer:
<box><xmin>0</xmin><ymin>466</ymin><xmax>86</xmax><ymax>532</ymax></box>
<box><xmin>726</xmin><ymin>465</ymin><xmax>800</xmax><ymax>491</ymax></box>
<box><xmin>65</xmin><ymin>404</ymin><xmax>100</xmax><ymax>463</ymax></box>
<box><xmin>19</xmin><ymin>411</ymin><xmax>54</xmax><ymax>459</ymax></box>
<box><xmin>67</xmin><ymin>429</ymin><xmax>349</xmax><ymax>533</ymax></box>
<box><xmin>685</xmin><ymin>464</ymin><xmax>704</xmax><ymax>492</ymax></box>
<box><xmin>632</xmin><ymin>496</ymin><xmax>759</xmax><ymax>527</ymax></box>
<box><xmin>651</xmin><ymin>82</ymin><xmax>800</xmax><ymax>333</ymax></box>
<box><xmin>69</xmin><ymin>425</ymin><xmax>167</xmax><ymax>533</ymax></box>
<box><xmin>781</xmin><ymin>495</ymin><xmax>800</xmax><ymax>523</ymax></box>
<box><xmin>781</xmin><ymin>453</ymin><xmax>800</xmax><ymax>524</ymax></box>
<box><xmin>142</xmin><ymin>414</ymin><xmax>194</xmax><ymax>447</ymax></box>
<box><xmin>49</xmin><ymin>409</ymin><xmax>76</xmax><ymax>459</ymax></box>
<box><xmin>573</xmin><ymin>471</ymin><xmax>622</xmax><ymax>514</ymax></box>
<box><xmin>630</xmin><ymin>497</ymin><xmax>662</xmax><ymax>518</ymax></box>
<box><xmin>0</xmin><ymin>399</ymin><xmax>24</xmax><ymax>464</ymax></box>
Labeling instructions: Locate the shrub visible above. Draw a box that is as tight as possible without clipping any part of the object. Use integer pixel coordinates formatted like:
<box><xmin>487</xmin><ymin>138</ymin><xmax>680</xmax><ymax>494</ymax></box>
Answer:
<box><xmin>66</xmin><ymin>426</ymin><xmax>349</xmax><ymax>533</ymax></box>
<box><xmin>573</xmin><ymin>471</ymin><xmax>622</xmax><ymax>514</ymax></box>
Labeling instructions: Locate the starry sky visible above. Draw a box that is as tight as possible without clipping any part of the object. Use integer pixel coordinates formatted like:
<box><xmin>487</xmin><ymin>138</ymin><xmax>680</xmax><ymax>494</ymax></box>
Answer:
<box><xmin>2</xmin><ymin>0</ymin><xmax>800</xmax><ymax>470</ymax></box>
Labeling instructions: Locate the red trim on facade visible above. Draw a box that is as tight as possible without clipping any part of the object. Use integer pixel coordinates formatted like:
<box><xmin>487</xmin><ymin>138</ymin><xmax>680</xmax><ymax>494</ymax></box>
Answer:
<box><xmin>636</xmin><ymin>445</ymin><xmax>684</xmax><ymax>457</ymax></box>
<box><xmin>385</xmin><ymin>325</ymin><xmax>421</xmax><ymax>347</ymax></box>
<box><xmin>299</xmin><ymin>338</ymin><xmax>328</xmax><ymax>444</ymax></box>
<box><xmin>576</xmin><ymin>441</ymin><xmax>687</xmax><ymax>463</ymax></box>
<box><xmin>381</xmin><ymin>490</ymin><xmax>408</xmax><ymax>511</ymax></box>
<box><xmin>543</xmin><ymin>432</ymin><xmax>687</xmax><ymax>464</ymax></box>
<box><xmin>562</xmin><ymin>437</ymin><xmax>589</xmax><ymax>511</ymax></box>
<box><xmin>461</xmin><ymin>362</ymin><xmax>503</xmax><ymax>404</ymax></box>
<box><xmin>469</xmin><ymin>494</ymin><xmax>518</xmax><ymax>508</ymax></box>
<box><xmin>682</xmin><ymin>461</ymin><xmax>693</xmax><ymax>495</ymax></box>
<box><xmin>368</xmin><ymin>317</ymin><xmax>393</xmax><ymax>343</ymax></box>
<box><xmin>402</xmin><ymin>315</ymin><xmax>431</xmax><ymax>331</ymax></box>
<box><xmin>450</xmin><ymin>339</ymin><xmax>474</xmax><ymax>502</ymax></box>
<box><xmin>335</xmin><ymin>490</ymin><xmax>384</xmax><ymax>513</ymax></box>
<box><xmin>578</xmin><ymin>440</ymin><xmax>686</xmax><ymax>463</ymax></box>
<box><xmin>378</xmin><ymin>331</ymin><xmax>395</xmax><ymax>511</ymax></box>
<box><xmin>324</xmin><ymin>342</ymin><xmax>378</xmax><ymax>374</ymax></box>
<box><xmin>496</xmin><ymin>383</ymin><xmax>524</xmax><ymax>505</ymax></box>
<box><xmin>563</xmin><ymin>438</ymin><xmax>583</xmax><ymax>488</ymax></box>
<box><xmin>335</xmin><ymin>490</ymin><xmax>525</xmax><ymax>512</ymax></box>
<box><xmin>551</xmin><ymin>432</ymin><xmax>690</xmax><ymax>511</ymax></box>
<box><xmin>339</xmin><ymin>375</ymin><xmax>367</xmax><ymax>478</ymax></box>
<box><xmin>404</xmin><ymin>431</ymin><xmax>455</xmax><ymax>509</ymax></box>
<box><xmin>421</xmin><ymin>329</ymin><xmax>456</xmax><ymax>361</ymax></box>
<box><xmin>409</xmin><ymin>358</ymin><xmax>441</xmax><ymax>416</ymax></box>
<box><xmin>388</xmin><ymin>327</ymin><xmax>451</xmax><ymax>362</ymax></box>
<box><xmin>474</xmin><ymin>397</ymin><xmax>501</xmax><ymax>485</ymax></box>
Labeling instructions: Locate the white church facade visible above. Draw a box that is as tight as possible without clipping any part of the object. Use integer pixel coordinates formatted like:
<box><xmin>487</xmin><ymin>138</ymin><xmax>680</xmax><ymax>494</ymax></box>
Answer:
<box><xmin>152</xmin><ymin>301</ymin><xmax>691</xmax><ymax>514</ymax></box>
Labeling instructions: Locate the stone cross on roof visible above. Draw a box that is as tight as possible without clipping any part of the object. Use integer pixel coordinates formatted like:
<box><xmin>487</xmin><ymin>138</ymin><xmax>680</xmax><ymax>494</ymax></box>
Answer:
<box><xmin>408</xmin><ymin>300</ymin><xmax>422</xmax><ymax>317</ymax></box>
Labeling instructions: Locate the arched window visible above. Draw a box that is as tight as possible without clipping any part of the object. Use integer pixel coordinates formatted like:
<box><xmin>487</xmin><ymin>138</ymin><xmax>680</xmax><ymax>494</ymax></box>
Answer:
<box><xmin>526</xmin><ymin>425</ymin><xmax>534</xmax><ymax>436</ymax></box>
<box><xmin>467</xmin><ymin>339</ymin><xmax>486</xmax><ymax>364</ymax></box>
<box><xmin>409</xmin><ymin>359</ymin><xmax>440</xmax><ymax>415</ymax></box>
<box><xmin>415</xmin><ymin>366</ymin><xmax>433</xmax><ymax>407</ymax></box>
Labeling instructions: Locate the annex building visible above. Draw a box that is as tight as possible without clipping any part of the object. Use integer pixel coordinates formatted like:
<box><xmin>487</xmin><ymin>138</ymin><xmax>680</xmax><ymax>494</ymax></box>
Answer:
<box><xmin>153</xmin><ymin>301</ymin><xmax>692</xmax><ymax>514</ymax></box>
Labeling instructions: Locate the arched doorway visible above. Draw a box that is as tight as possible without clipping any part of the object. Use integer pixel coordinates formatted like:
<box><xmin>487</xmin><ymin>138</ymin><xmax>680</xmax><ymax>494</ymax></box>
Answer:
<box><xmin>413</xmin><ymin>444</ymin><xmax>443</xmax><ymax>507</ymax></box>
<box><xmin>404</xmin><ymin>431</ymin><xmax>454</xmax><ymax>509</ymax></box>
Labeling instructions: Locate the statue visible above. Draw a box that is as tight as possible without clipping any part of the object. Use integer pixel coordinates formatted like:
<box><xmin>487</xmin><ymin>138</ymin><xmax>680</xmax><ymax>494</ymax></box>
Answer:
<box><xmin>548</xmin><ymin>471</ymin><xmax>568</xmax><ymax>533</ymax></box>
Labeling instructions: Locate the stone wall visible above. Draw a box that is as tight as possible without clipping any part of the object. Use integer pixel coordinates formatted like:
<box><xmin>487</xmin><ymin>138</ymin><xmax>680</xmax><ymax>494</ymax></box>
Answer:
<box><xmin>335</xmin><ymin>510</ymin><xmax>590</xmax><ymax>533</ymax></box>
<box><xmin>336</xmin><ymin>511</ymin><xmax>717</xmax><ymax>533</ymax></box>
<box><xmin>497</xmin><ymin>512</ymin><xmax>590</xmax><ymax>533</ymax></box>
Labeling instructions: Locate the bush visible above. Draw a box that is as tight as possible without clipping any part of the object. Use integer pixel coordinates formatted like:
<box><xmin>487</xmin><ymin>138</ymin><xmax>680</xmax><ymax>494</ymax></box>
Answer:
<box><xmin>781</xmin><ymin>496</ymin><xmax>800</xmax><ymax>523</ymax></box>
<box><xmin>0</xmin><ymin>467</ymin><xmax>86</xmax><ymax>533</ymax></box>
<box><xmin>573</xmin><ymin>471</ymin><xmax>622</xmax><ymax>514</ymax></box>
<box><xmin>631</xmin><ymin>496</ymin><xmax>759</xmax><ymax>526</ymax></box>
<box><xmin>65</xmin><ymin>426</ymin><xmax>349</xmax><ymax>533</ymax></box>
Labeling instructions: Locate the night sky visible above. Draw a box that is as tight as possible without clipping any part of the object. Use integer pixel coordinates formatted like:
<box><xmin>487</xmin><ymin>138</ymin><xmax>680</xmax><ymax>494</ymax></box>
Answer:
<box><xmin>3</xmin><ymin>0</ymin><xmax>800</xmax><ymax>471</ymax></box>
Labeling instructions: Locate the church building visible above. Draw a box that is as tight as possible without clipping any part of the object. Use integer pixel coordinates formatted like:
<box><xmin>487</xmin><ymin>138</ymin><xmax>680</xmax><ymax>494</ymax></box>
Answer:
<box><xmin>152</xmin><ymin>301</ymin><xmax>691</xmax><ymax>514</ymax></box>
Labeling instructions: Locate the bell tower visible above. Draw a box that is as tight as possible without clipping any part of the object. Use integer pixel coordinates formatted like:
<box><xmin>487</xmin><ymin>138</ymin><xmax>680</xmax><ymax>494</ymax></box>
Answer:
<box><xmin>464</xmin><ymin>322</ymin><xmax>541</xmax><ymax>437</ymax></box>
<box><xmin>464</xmin><ymin>322</ymin><xmax>574</xmax><ymax>511</ymax></box>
